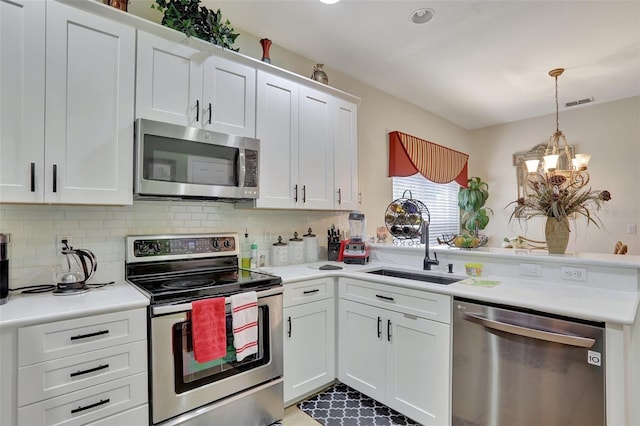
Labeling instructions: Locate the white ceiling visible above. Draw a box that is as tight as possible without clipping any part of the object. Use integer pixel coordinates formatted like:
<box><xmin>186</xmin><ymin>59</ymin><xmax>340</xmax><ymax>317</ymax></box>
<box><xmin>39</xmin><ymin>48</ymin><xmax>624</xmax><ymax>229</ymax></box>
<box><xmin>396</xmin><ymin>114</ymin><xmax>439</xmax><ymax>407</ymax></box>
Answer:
<box><xmin>132</xmin><ymin>0</ymin><xmax>640</xmax><ymax>130</ymax></box>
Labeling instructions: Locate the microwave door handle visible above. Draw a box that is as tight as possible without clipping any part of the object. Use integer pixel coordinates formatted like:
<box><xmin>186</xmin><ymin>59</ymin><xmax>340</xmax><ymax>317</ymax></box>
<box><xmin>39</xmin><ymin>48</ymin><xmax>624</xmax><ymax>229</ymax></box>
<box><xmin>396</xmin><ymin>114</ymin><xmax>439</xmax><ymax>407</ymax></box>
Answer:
<box><xmin>238</xmin><ymin>149</ymin><xmax>246</xmax><ymax>188</ymax></box>
<box><xmin>462</xmin><ymin>313</ymin><xmax>596</xmax><ymax>348</ymax></box>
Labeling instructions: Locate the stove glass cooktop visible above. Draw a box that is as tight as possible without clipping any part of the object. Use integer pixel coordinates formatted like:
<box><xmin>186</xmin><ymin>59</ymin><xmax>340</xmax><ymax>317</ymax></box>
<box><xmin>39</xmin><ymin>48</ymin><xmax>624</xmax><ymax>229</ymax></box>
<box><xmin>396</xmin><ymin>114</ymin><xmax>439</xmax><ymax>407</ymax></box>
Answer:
<box><xmin>128</xmin><ymin>268</ymin><xmax>281</xmax><ymax>305</ymax></box>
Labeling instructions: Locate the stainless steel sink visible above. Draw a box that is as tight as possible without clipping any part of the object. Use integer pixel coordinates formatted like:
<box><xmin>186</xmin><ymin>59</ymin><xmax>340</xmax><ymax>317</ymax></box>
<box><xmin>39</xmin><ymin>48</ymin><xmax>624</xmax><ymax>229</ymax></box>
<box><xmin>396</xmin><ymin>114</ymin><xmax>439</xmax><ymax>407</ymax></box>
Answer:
<box><xmin>366</xmin><ymin>268</ymin><xmax>460</xmax><ymax>285</ymax></box>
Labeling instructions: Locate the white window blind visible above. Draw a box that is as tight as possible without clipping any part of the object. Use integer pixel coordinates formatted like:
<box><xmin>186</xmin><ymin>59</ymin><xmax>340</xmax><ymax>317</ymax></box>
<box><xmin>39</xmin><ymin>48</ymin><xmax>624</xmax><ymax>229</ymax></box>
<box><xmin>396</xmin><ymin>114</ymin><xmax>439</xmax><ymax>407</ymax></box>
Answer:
<box><xmin>392</xmin><ymin>174</ymin><xmax>460</xmax><ymax>246</ymax></box>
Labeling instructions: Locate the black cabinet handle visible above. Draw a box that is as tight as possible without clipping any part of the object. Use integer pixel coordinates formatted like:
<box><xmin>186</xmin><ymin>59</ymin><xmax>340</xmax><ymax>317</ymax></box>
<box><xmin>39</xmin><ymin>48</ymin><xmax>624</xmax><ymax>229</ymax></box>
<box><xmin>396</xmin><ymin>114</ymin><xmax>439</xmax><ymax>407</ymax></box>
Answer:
<box><xmin>377</xmin><ymin>316</ymin><xmax>381</xmax><ymax>338</ymax></box>
<box><xmin>70</xmin><ymin>329</ymin><xmax>109</xmax><ymax>341</ymax></box>
<box><xmin>337</xmin><ymin>188</ymin><xmax>342</xmax><ymax>205</ymax></box>
<box><xmin>208</xmin><ymin>102</ymin><xmax>212</xmax><ymax>124</ymax></box>
<box><xmin>70</xmin><ymin>398</ymin><xmax>110</xmax><ymax>414</ymax></box>
<box><xmin>196</xmin><ymin>99</ymin><xmax>200</xmax><ymax>122</ymax></box>
<box><xmin>303</xmin><ymin>289</ymin><xmax>319</xmax><ymax>295</ymax></box>
<box><xmin>294</xmin><ymin>184</ymin><xmax>298</xmax><ymax>202</ymax></box>
<box><xmin>376</xmin><ymin>294</ymin><xmax>395</xmax><ymax>302</ymax></box>
<box><xmin>70</xmin><ymin>364</ymin><xmax>109</xmax><ymax>378</ymax></box>
<box><xmin>52</xmin><ymin>164</ymin><xmax>57</xmax><ymax>193</ymax></box>
<box><xmin>387</xmin><ymin>319</ymin><xmax>392</xmax><ymax>342</ymax></box>
<box><xmin>30</xmin><ymin>162</ymin><xmax>35</xmax><ymax>192</ymax></box>
<box><xmin>287</xmin><ymin>316</ymin><xmax>292</xmax><ymax>338</ymax></box>
<box><xmin>302</xmin><ymin>185</ymin><xmax>306</xmax><ymax>203</ymax></box>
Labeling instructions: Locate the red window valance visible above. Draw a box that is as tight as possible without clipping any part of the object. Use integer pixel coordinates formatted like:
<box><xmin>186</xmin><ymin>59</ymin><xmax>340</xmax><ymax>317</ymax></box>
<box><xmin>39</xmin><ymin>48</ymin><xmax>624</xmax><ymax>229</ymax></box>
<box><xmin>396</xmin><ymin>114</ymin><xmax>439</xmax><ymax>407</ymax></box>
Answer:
<box><xmin>388</xmin><ymin>131</ymin><xmax>469</xmax><ymax>187</ymax></box>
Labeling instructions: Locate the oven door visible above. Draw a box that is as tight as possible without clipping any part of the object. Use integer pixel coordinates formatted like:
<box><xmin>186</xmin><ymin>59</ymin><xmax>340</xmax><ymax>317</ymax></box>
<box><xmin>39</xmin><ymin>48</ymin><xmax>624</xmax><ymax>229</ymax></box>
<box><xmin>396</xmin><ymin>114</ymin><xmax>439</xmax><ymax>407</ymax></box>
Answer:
<box><xmin>150</xmin><ymin>288</ymin><xmax>283</xmax><ymax>424</ymax></box>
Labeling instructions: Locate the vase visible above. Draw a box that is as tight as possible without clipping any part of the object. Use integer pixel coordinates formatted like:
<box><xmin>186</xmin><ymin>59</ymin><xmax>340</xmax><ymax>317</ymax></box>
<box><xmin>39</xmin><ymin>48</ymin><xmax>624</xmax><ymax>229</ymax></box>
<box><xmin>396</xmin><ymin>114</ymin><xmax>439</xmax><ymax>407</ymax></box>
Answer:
<box><xmin>311</xmin><ymin>64</ymin><xmax>329</xmax><ymax>85</ymax></box>
<box><xmin>545</xmin><ymin>217</ymin><xmax>570</xmax><ymax>254</ymax></box>
<box><xmin>259</xmin><ymin>38</ymin><xmax>272</xmax><ymax>63</ymax></box>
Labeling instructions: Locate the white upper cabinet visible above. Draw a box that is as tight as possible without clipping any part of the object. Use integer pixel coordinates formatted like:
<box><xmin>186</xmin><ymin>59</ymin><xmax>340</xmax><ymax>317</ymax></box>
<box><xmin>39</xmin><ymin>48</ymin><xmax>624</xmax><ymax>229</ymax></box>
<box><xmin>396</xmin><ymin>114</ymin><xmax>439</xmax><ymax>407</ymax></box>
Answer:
<box><xmin>0</xmin><ymin>0</ymin><xmax>135</xmax><ymax>205</ymax></box>
<box><xmin>254</xmin><ymin>69</ymin><xmax>358</xmax><ymax>210</ymax></box>
<box><xmin>0</xmin><ymin>0</ymin><xmax>45</xmax><ymax>202</ymax></box>
<box><xmin>136</xmin><ymin>31</ymin><xmax>256</xmax><ymax>137</ymax></box>
<box><xmin>298</xmin><ymin>85</ymin><xmax>334</xmax><ymax>210</ymax></box>
<box><xmin>255</xmin><ymin>71</ymin><xmax>299</xmax><ymax>209</ymax></box>
<box><xmin>333</xmin><ymin>99</ymin><xmax>359</xmax><ymax>210</ymax></box>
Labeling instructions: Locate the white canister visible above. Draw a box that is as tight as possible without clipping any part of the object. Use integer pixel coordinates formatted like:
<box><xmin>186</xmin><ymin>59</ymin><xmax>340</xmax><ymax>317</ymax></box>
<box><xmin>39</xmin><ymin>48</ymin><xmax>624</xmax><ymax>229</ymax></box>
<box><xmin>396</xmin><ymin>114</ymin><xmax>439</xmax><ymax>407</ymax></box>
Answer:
<box><xmin>289</xmin><ymin>232</ymin><xmax>305</xmax><ymax>264</ymax></box>
<box><xmin>303</xmin><ymin>228</ymin><xmax>318</xmax><ymax>262</ymax></box>
<box><xmin>271</xmin><ymin>236</ymin><xmax>289</xmax><ymax>266</ymax></box>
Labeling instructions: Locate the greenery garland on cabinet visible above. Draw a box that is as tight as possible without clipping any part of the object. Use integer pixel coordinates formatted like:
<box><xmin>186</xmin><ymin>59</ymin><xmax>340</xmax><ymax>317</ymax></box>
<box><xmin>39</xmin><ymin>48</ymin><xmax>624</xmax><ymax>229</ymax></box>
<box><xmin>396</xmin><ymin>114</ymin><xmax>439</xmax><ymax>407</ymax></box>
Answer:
<box><xmin>152</xmin><ymin>0</ymin><xmax>239</xmax><ymax>51</ymax></box>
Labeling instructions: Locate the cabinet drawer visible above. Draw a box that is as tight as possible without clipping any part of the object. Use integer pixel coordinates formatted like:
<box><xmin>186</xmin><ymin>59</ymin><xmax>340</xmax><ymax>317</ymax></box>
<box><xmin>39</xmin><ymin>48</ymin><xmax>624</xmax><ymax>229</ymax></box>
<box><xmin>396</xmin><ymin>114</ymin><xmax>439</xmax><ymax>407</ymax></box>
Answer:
<box><xmin>18</xmin><ymin>309</ymin><xmax>146</xmax><ymax>366</ymax></box>
<box><xmin>17</xmin><ymin>372</ymin><xmax>147</xmax><ymax>426</ymax></box>
<box><xmin>339</xmin><ymin>278</ymin><xmax>451</xmax><ymax>324</ymax></box>
<box><xmin>86</xmin><ymin>405</ymin><xmax>148</xmax><ymax>425</ymax></box>
<box><xmin>284</xmin><ymin>278</ymin><xmax>335</xmax><ymax>307</ymax></box>
<box><xmin>18</xmin><ymin>341</ymin><xmax>147</xmax><ymax>406</ymax></box>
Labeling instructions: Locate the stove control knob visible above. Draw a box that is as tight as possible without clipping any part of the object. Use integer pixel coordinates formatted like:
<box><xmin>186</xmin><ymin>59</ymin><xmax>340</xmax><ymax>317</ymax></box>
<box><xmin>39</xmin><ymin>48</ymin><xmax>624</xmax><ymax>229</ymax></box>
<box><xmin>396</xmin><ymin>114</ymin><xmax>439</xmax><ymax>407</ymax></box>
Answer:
<box><xmin>223</xmin><ymin>239</ymin><xmax>231</xmax><ymax>249</ymax></box>
<box><xmin>212</xmin><ymin>238</ymin><xmax>219</xmax><ymax>249</ymax></box>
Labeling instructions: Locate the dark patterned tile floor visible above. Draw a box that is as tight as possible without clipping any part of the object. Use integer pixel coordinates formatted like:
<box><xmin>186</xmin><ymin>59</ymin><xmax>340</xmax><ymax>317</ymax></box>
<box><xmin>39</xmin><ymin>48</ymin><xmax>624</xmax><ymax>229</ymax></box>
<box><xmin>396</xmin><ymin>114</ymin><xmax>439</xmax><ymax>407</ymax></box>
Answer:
<box><xmin>297</xmin><ymin>383</ymin><xmax>420</xmax><ymax>426</ymax></box>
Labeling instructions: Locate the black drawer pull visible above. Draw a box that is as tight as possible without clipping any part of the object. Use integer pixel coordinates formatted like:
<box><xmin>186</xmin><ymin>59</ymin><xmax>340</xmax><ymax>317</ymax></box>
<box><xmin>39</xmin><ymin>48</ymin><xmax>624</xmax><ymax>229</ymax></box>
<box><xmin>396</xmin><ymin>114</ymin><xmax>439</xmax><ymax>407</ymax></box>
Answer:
<box><xmin>70</xmin><ymin>329</ymin><xmax>109</xmax><ymax>341</ymax></box>
<box><xmin>70</xmin><ymin>398</ymin><xmax>110</xmax><ymax>414</ymax></box>
<box><xmin>303</xmin><ymin>289</ymin><xmax>320</xmax><ymax>295</ymax></box>
<box><xmin>196</xmin><ymin>99</ymin><xmax>200</xmax><ymax>122</ymax></box>
<box><xmin>376</xmin><ymin>294</ymin><xmax>395</xmax><ymax>302</ymax></box>
<box><xmin>52</xmin><ymin>164</ymin><xmax>57</xmax><ymax>193</ymax></box>
<box><xmin>70</xmin><ymin>363</ymin><xmax>109</xmax><ymax>378</ymax></box>
<box><xmin>377</xmin><ymin>316</ymin><xmax>381</xmax><ymax>338</ymax></box>
<box><xmin>208</xmin><ymin>102</ymin><xmax>212</xmax><ymax>124</ymax></box>
<box><xmin>287</xmin><ymin>316</ymin><xmax>292</xmax><ymax>338</ymax></box>
<box><xmin>30</xmin><ymin>162</ymin><xmax>35</xmax><ymax>192</ymax></box>
<box><xmin>387</xmin><ymin>319</ymin><xmax>392</xmax><ymax>342</ymax></box>
<box><xmin>302</xmin><ymin>185</ymin><xmax>306</xmax><ymax>203</ymax></box>
<box><xmin>294</xmin><ymin>184</ymin><xmax>298</xmax><ymax>202</ymax></box>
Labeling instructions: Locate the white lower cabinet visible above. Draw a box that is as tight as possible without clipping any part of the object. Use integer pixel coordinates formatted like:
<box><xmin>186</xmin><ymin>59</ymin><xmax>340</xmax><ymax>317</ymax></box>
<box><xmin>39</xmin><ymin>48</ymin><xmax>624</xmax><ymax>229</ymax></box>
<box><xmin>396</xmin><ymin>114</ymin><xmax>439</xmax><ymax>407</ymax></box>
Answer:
<box><xmin>338</xmin><ymin>278</ymin><xmax>451</xmax><ymax>426</ymax></box>
<box><xmin>283</xmin><ymin>279</ymin><xmax>336</xmax><ymax>405</ymax></box>
<box><xmin>16</xmin><ymin>309</ymin><xmax>148</xmax><ymax>425</ymax></box>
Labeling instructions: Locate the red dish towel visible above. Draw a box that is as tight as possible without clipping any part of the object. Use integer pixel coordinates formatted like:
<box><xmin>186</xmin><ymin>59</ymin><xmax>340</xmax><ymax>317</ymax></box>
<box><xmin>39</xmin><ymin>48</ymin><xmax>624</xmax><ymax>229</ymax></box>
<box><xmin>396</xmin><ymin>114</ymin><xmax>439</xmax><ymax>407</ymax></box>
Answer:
<box><xmin>231</xmin><ymin>291</ymin><xmax>258</xmax><ymax>362</ymax></box>
<box><xmin>191</xmin><ymin>297</ymin><xmax>227</xmax><ymax>363</ymax></box>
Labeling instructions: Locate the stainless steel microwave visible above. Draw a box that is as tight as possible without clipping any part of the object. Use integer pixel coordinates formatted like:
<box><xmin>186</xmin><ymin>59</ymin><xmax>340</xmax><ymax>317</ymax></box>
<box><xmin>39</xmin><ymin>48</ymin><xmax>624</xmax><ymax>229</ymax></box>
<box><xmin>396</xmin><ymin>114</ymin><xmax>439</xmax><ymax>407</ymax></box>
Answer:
<box><xmin>134</xmin><ymin>119</ymin><xmax>259</xmax><ymax>200</ymax></box>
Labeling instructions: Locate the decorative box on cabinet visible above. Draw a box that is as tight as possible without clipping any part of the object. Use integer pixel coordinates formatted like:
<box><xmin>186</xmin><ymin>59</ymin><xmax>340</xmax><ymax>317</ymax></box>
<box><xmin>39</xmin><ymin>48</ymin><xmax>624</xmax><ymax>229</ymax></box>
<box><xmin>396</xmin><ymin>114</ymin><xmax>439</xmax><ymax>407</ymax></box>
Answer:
<box><xmin>16</xmin><ymin>309</ymin><xmax>148</xmax><ymax>426</ymax></box>
<box><xmin>135</xmin><ymin>30</ymin><xmax>256</xmax><ymax>137</ymax></box>
<box><xmin>0</xmin><ymin>0</ymin><xmax>135</xmax><ymax>205</ymax></box>
<box><xmin>283</xmin><ymin>279</ymin><xmax>336</xmax><ymax>404</ymax></box>
<box><xmin>338</xmin><ymin>278</ymin><xmax>451</xmax><ymax>426</ymax></box>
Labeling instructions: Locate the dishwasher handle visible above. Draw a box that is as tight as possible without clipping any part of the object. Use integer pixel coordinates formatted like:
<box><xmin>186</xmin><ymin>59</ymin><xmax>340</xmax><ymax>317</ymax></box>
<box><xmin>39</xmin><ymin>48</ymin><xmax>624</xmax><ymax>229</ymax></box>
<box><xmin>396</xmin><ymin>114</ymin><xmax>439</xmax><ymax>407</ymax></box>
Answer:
<box><xmin>463</xmin><ymin>312</ymin><xmax>596</xmax><ymax>348</ymax></box>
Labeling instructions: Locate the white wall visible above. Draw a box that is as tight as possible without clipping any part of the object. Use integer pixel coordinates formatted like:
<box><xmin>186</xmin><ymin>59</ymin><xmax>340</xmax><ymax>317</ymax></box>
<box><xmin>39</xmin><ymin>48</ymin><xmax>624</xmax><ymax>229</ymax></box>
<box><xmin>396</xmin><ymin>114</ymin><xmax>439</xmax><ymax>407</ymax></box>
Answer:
<box><xmin>470</xmin><ymin>96</ymin><xmax>640</xmax><ymax>254</ymax></box>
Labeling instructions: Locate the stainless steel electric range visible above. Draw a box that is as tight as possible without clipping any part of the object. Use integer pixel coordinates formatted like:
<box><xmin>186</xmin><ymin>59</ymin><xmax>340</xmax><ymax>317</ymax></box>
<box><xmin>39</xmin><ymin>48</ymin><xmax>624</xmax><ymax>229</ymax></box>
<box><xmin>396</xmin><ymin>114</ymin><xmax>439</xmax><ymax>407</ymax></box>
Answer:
<box><xmin>125</xmin><ymin>233</ymin><xmax>284</xmax><ymax>426</ymax></box>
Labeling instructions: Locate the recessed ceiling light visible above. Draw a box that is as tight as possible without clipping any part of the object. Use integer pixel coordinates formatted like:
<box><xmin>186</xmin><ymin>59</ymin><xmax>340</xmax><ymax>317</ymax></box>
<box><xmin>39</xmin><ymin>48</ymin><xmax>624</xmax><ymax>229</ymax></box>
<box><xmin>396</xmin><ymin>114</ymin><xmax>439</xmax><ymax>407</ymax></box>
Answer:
<box><xmin>410</xmin><ymin>8</ymin><xmax>435</xmax><ymax>24</ymax></box>
<box><xmin>320</xmin><ymin>0</ymin><xmax>340</xmax><ymax>4</ymax></box>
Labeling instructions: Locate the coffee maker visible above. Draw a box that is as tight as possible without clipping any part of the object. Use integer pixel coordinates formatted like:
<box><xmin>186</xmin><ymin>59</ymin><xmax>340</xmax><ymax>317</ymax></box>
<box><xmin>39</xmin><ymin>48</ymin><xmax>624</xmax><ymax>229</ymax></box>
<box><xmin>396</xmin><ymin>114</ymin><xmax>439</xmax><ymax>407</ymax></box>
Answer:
<box><xmin>342</xmin><ymin>211</ymin><xmax>370</xmax><ymax>264</ymax></box>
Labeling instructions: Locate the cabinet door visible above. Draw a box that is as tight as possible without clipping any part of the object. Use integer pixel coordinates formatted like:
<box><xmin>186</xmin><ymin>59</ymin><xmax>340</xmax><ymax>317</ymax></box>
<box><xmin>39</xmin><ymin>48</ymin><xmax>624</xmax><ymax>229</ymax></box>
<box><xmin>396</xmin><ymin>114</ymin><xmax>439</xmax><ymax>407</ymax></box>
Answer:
<box><xmin>298</xmin><ymin>85</ymin><xmax>334</xmax><ymax>209</ymax></box>
<box><xmin>136</xmin><ymin>31</ymin><xmax>203</xmax><ymax>127</ymax></box>
<box><xmin>386</xmin><ymin>310</ymin><xmax>451</xmax><ymax>426</ymax></box>
<box><xmin>45</xmin><ymin>2</ymin><xmax>135</xmax><ymax>204</ymax></box>
<box><xmin>203</xmin><ymin>56</ymin><xmax>256</xmax><ymax>137</ymax></box>
<box><xmin>338</xmin><ymin>299</ymin><xmax>386</xmax><ymax>402</ymax></box>
<box><xmin>333</xmin><ymin>99</ymin><xmax>359</xmax><ymax>211</ymax></box>
<box><xmin>255</xmin><ymin>71</ymin><xmax>299</xmax><ymax>209</ymax></box>
<box><xmin>283</xmin><ymin>299</ymin><xmax>335</xmax><ymax>404</ymax></box>
<box><xmin>0</xmin><ymin>0</ymin><xmax>45</xmax><ymax>202</ymax></box>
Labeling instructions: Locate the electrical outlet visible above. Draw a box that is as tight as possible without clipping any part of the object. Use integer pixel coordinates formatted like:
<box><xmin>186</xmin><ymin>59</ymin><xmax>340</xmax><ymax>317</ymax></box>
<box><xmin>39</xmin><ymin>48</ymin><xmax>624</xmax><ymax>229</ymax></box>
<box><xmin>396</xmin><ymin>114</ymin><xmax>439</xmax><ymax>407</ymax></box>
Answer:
<box><xmin>561</xmin><ymin>266</ymin><xmax>587</xmax><ymax>281</ymax></box>
<box><xmin>628</xmin><ymin>224</ymin><xmax>637</xmax><ymax>234</ymax></box>
<box><xmin>57</xmin><ymin>235</ymin><xmax>72</xmax><ymax>252</ymax></box>
<box><xmin>264</xmin><ymin>230</ymin><xmax>274</xmax><ymax>242</ymax></box>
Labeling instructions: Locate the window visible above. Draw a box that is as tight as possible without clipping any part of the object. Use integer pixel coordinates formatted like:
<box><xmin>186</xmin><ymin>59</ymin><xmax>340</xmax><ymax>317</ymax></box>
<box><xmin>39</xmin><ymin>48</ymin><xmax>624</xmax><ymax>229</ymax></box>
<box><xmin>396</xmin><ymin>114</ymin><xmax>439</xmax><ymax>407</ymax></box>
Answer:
<box><xmin>392</xmin><ymin>174</ymin><xmax>460</xmax><ymax>246</ymax></box>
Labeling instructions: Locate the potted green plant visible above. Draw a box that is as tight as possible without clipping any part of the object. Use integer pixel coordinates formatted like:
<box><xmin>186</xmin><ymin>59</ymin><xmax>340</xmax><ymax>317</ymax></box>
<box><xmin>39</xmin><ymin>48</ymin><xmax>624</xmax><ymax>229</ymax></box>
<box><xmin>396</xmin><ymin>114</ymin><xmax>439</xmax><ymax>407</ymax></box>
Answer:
<box><xmin>152</xmin><ymin>0</ymin><xmax>239</xmax><ymax>51</ymax></box>
<box><xmin>458</xmin><ymin>176</ymin><xmax>492</xmax><ymax>238</ymax></box>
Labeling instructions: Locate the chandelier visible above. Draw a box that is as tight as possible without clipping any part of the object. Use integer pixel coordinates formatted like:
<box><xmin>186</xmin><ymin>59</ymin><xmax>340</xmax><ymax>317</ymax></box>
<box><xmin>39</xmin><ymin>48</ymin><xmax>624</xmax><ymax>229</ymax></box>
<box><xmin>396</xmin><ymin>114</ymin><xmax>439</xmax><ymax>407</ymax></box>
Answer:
<box><xmin>525</xmin><ymin>68</ymin><xmax>591</xmax><ymax>188</ymax></box>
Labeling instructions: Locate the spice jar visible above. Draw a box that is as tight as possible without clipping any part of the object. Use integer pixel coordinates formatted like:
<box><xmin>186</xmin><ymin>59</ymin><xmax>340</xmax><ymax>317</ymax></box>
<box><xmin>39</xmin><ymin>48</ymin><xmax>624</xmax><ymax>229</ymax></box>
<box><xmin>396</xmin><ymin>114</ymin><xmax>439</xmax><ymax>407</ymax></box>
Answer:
<box><xmin>271</xmin><ymin>236</ymin><xmax>289</xmax><ymax>266</ymax></box>
<box><xmin>303</xmin><ymin>228</ymin><xmax>318</xmax><ymax>262</ymax></box>
<box><xmin>289</xmin><ymin>232</ymin><xmax>305</xmax><ymax>264</ymax></box>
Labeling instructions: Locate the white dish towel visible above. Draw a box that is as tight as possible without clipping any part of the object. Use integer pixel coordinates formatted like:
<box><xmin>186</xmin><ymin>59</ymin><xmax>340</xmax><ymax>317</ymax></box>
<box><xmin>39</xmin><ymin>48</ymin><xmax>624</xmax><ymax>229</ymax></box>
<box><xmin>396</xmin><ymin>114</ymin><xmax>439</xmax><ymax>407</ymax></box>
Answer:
<box><xmin>230</xmin><ymin>291</ymin><xmax>258</xmax><ymax>362</ymax></box>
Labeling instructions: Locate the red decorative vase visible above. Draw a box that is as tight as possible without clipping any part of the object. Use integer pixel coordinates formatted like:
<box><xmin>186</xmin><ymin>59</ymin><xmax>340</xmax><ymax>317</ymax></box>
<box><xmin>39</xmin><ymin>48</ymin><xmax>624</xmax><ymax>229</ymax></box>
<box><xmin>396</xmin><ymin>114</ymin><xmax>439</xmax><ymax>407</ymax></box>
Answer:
<box><xmin>260</xmin><ymin>38</ymin><xmax>272</xmax><ymax>64</ymax></box>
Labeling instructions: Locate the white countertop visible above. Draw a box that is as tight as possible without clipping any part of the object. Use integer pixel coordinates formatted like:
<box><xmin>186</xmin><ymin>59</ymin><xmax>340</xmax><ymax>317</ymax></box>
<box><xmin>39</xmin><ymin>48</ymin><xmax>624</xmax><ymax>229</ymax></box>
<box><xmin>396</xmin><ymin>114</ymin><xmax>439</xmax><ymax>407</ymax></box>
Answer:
<box><xmin>0</xmin><ymin>281</ymin><xmax>149</xmax><ymax>329</ymax></box>
<box><xmin>261</xmin><ymin>260</ymin><xmax>640</xmax><ymax>325</ymax></box>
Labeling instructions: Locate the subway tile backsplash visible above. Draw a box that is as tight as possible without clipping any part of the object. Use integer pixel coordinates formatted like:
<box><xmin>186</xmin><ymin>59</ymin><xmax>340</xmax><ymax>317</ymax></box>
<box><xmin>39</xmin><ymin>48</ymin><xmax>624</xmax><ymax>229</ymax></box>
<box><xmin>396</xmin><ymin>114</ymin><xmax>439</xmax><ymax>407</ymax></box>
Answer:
<box><xmin>0</xmin><ymin>201</ymin><xmax>347</xmax><ymax>288</ymax></box>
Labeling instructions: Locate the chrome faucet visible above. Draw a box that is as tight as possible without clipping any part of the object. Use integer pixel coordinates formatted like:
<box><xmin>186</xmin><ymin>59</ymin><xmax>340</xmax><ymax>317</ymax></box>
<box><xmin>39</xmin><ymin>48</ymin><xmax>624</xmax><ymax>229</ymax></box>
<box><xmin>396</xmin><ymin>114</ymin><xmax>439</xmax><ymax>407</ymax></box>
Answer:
<box><xmin>421</xmin><ymin>221</ymin><xmax>439</xmax><ymax>270</ymax></box>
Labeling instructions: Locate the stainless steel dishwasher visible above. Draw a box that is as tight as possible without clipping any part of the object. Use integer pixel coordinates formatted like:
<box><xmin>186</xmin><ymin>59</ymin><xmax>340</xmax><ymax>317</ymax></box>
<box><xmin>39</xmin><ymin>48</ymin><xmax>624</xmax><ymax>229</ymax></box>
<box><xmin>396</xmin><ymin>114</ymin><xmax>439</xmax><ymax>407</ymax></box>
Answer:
<box><xmin>452</xmin><ymin>298</ymin><xmax>605</xmax><ymax>426</ymax></box>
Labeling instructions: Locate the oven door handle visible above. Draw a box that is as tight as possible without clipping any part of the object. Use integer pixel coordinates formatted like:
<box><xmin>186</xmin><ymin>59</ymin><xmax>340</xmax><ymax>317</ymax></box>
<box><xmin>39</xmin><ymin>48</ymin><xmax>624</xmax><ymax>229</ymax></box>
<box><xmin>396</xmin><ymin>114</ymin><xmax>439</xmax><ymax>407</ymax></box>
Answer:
<box><xmin>463</xmin><ymin>313</ymin><xmax>596</xmax><ymax>348</ymax></box>
<box><xmin>151</xmin><ymin>286</ymin><xmax>283</xmax><ymax>316</ymax></box>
